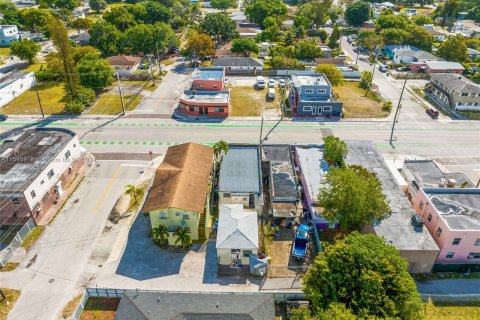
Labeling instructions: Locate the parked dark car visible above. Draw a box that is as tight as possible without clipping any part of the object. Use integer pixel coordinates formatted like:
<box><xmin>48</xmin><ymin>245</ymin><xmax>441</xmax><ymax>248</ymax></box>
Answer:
<box><xmin>426</xmin><ymin>108</ymin><xmax>439</xmax><ymax>119</ymax></box>
<box><xmin>0</xmin><ymin>114</ymin><xmax>8</xmax><ymax>121</ymax></box>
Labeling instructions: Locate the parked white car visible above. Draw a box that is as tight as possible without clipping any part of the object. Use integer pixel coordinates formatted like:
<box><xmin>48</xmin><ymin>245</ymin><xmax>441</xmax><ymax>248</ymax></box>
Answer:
<box><xmin>278</xmin><ymin>79</ymin><xmax>286</xmax><ymax>88</ymax></box>
<box><xmin>267</xmin><ymin>88</ymin><xmax>276</xmax><ymax>99</ymax></box>
<box><xmin>268</xmin><ymin>79</ymin><xmax>275</xmax><ymax>88</ymax></box>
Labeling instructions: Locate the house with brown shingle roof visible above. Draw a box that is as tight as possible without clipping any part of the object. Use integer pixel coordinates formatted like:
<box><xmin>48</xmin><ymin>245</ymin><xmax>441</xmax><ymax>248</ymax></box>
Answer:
<box><xmin>106</xmin><ymin>55</ymin><xmax>142</xmax><ymax>75</ymax></box>
<box><xmin>143</xmin><ymin>143</ymin><xmax>214</xmax><ymax>244</ymax></box>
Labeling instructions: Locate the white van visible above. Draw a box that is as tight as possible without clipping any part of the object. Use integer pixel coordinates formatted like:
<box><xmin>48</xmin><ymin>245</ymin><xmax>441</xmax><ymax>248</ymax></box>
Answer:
<box><xmin>267</xmin><ymin>88</ymin><xmax>276</xmax><ymax>99</ymax></box>
<box><xmin>256</xmin><ymin>76</ymin><xmax>265</xmax><ymax>89</ymax></box>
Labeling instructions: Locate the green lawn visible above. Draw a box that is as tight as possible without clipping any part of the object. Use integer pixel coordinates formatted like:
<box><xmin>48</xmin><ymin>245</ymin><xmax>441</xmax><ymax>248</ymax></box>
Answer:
<box><xmin>459</xmin><ymin>111</ymin><xmax>480</xmax><ymax>120</ymax></box>
<box><xmin>1</xmin><ymin>82</ymin><xmax>66</xmax><ymax>115</ymax></box>
<box><xmin>425</xmin><ymin>301</ymin><xmax>480</xmax><ymax>319</ymax></box>
<box><xmin>0</xmin><ymin>289</ymin><xmax>20</xmax><ymax>320</ymax></box>
<box><xmin>21</xmin><ymin>63</ymin><xmax>46</xmax><ymax>73</ymax></box>
<box><xmin>88</xmin><ymin>94</ymin><xmax>142</xmax><ymax>114</ymax></box>
<box><xmin>0</xmin><ymin>47</ymin><xmax>10</xmax><ymax>62</ymax></box>
<box><xmin>230</xmin><ymin>86</ymin><xmax>281</xmax><ymax>116</ymax></box>
<box><xmin>80</xmin><ymin>297</ymin><xmax>120</xmax><ymax>320</ymax></box>
<box><xmin>21</xmin><ymin>226</ymin><xmax>46</xmax><ymax>251</ymax></box>
<box><xmin>333</xmin><ymin>82</ymin><xmax>386</xmax><ymax>118</ymax></box>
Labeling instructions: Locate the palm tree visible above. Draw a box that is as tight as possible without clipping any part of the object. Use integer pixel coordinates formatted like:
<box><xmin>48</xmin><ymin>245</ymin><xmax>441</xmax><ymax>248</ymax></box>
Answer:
<box><xmin>125</xmin><ymin>184</ymin><xmax>142</xmax><ymax>202</ymax></box>
<box><xmin>152</xmin><ymin>225</ymin><xmax>169</xmax><ymax>246</ymax></box>
<box><xmin>213</xmin><ymin>140</ymin><xmax>229</xmax><ymax>161</ymax></box>
<box><xmin>174</xmin><ymin>226</ymin><xmax>192</xmax><ymax>249</ymax></box>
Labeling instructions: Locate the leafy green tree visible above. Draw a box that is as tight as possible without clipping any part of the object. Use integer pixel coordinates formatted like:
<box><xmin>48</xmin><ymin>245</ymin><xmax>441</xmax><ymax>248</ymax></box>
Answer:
<box><xmin>40</xmin><ymin>0</ymin><xmax>80</xmax><ymax>10</ymax></box>
<box><xmin>359</xmin><ymin>70</ymin><xmax>373</xmax><ymax>90</ymax></box>
<box><xmin>244</xmin><ymin>0</ymin><xmax>287</xmax><ymax>26</ymax></box>
<box><xmin>152</xmin><ymin>225</ymin><xmax>169</xmax><ymax>246</ymax></box>
<box><xmin>201</xmin><ymin>13</ymin><xmax>237</xmax><ymax>43</ymax></box>
<box><xmin>0</xmin><ymin>1</ymin><xmax>22</xmax><ymax>25</ymax></box>
<box><xmin>89</xmin><ymin>21</ymin><xmax>122</xmax><ymax>56</ymax></box>
<box><xmin>315</xmin><ymin>64</ymin><xmax>343</xmax><ymax>87</ymax></box>
<box><xmin>318</xmin><ymin>28</ymin><xmax>328</xmax><ymax>43</ymax></box>
<box><xmin>270</xmin><ymin>56</ymin><xmax>305</xmax><ymax>70</ymax></box>
<box><xmin>328</xmin><ymin>24</ymin><xmax>341</xmax><ymax>48</ymax></box>
<box><xmin>20</xmin><ymin>8</ymin><xmax>51</xmax><ymax>33</ymax></box>
<box><xmin>319</xmin><ymin>165</ymin><xmax>391</xmax><ymax>231</ymax></box>
<box><xmin>357</xmin><ymin>30</ymin><xmax>380</xmax><ymax>53</ymax></box>
<box><xmin>125</xmin><ymin>184</ymin><xmax>143</xmax><ymax>203</ymax></box>
<box><xmin>258</xmin><ymin>17</ymin><xmax>281</xmax><ymax>41</ymax></box>
<box><xmin>77</xmin><ymin>54</ymin><xmax>114</xmax><ymax>89</ymax></box>
<box><xmin>213</xmin><ymin>140</ymin><xmax>229</xmax><ymax>163</ymax></box>
<box><xmin>134</xmin><ymin>1</ymin><xmax>172</xmax><ymax>24</ymax></box>
<box><xmin>413</xmin><ymin>13</ymin><xmax>433</xmax><ymax>26</ymax></box>
<box><xmin>298</xmin><ymin>0</ymin><xmax>333</xmax><ymax>27</ymax></box>
<box><xmin>65</xmin><ymin>100</ymin><xmax>85</xmax><ymax>114</ymax></box>
<box><xmin>436</xmin><ymin>34</ymin><xmax>468</xmax><ymax>62</ymax></box>
<box><xmin>344</xmin><ymin>1</ymin><xmax>370</xmax><ymax>27</ymax></box>
<box><xmin>174</xmin><ymin>226</ymin><xmax>192</xmax><ymax>249</ymax></box>
<box><xmin>382</xmin><ymin>100</ymin><xmax>393</xmax><ymax>112</ymax></box>
<box><xmin>210</xmin><ymin>0</ymin><xmax>237</xmax><ymax>12</ymax></box>
<box><xmin>103</xmin><ymin>6</ymin><xmax>137</xmax><ymax>32</ymax></box>
<box><xmin>89</xmin><ymin>0</ymin><xmax>107</xmax><ymax>12</ymax></box>
<box><xmin>293</xmin><ymin>39</ymin><xmax>323</xmax><ymax>59</ymax></box>
<box><xmin>49</xmin><ymin>16</ymin><xmax>80</xmax><ymax>101</ymax></box>
<box><xmin>322</xmin><ymin>135</ymin><xmax>347</xmax><ymax>165</ymax></box>
<box><xmin>183</xmin><ymin>30</ymin><xmax>215</xmax><ymax>59</ymax></box>
<box><xmin>122</xmin><ymin>22</ymin><xmax>177</xmax><ymax>55</ymax></box>
<box><xmin>407</xmin><ymin>25</ymin><xmax>433</xmax><ymax>51</ymax></box>
<box><xmin>231</xmin><ymin>38</ymin><xmax>259</xmax><ymax>56</ymax></box>
<box><xmin>303</xmin><ymin>232</ymin><xmax>422</xmax><ymax>319</ymax></box>
<box><xmin>71</xmin><ymin>17</ymin><xmax>93</xmax><ymax>33</ymax></box>
<box><xmin>375</xmin><ymin>13</ymin><xmax>409</xmax><ymax>30</ymax></box>
<box><xmin>382</xmin><ymin>28</ymin><xmax>409</xmax><ymax>45</ymax></box>
<box><xmin>294</xmin><ymin>15</ymin><xmax>311</xmax><ymax>38</ymax></box>
<box><xmin>10</xmin><ymin>39</ymin><xmax>40</xmax><ymax>64</ymax></box>
<box><xmin>72</xmin><ymin>46</ymin><xmax>101</xmax><ymax>64</ymax></box>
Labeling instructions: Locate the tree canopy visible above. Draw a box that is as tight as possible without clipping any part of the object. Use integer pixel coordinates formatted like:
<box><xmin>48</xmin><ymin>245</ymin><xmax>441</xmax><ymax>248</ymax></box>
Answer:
<box><xmin>183</xmin><ymin>30</ymin><xmax>215</xmax><ymax>58</ymax></box>
<box><xmin>345</xmin><ymin>1</ymin><xmax>370</xmax><ymax>27</ymax></box>
<box><xmin>436</xmin><ymin>34</ymin><xmax>468</xmax><ymax>62</ymax></box>
<box><xmin>322</xmin><ymin>135</ymin><xmax>347</xmax><ymax>165</ymax></box>
<box><xmin>315</xmin><ymin>64</ymin><xmax>344</xmax><ymax>87</ymax></box>
<box><xmin>10</xmin><ymin>39</ymin><xmax>40</xmax><ymax>64</ymax></box>
<box><xmin>298</xmin><ymin>0</ymin><xmax>333</xmax><ymax>27</ymax></box>
<box><xmin>210</xmin><ymin>0</ymin><xmax>237</xmax><ymax>11</ymax></box>
<box><xmin>318</xmin><ymin>164</ymin><xmax>391</xmax><ymax>231</ymax></box>
<box><xmin>244</xmin><ymin>0</ymin><xmax>287</xmax><ymax>26</ymax></box>
<box><xmin>303</xmin><ymin>232</ymin><xmax>423</xmax><ymax>319</ymax></box>
<box><xmin>201</xmin><ymin>13</ymin><xmax>237</xmax><ymax>43</ymax></box>
<box><xmin>76</xmin><ymin>54</ymin><xmax>114</xmax><ymax>89</ymax></box>
<box><xmin>231</xmin><ymin>38</ymin><xmax>259</xmax><ymax>56</ymax></box>
<box><xmin>90</xmin><ymin>0</ymin><xmax>107</xmax><ymax>12</ymax></box>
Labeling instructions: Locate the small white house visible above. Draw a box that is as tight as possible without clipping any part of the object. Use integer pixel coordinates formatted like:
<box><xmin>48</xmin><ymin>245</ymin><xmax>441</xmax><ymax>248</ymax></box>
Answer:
<box><xmin>0</xmin><ymin>25</ymin><xmax>19</xmax><ymax>46</ymax></box>
<box><xmin>216</xmin><ymin>204</ymin><xmax>258</xmax><ymax>268</ymax></box>
<box><xmin>0</xmin><ymin>71</ymin><xmax>36</xmax><ymax>107</ymax></box>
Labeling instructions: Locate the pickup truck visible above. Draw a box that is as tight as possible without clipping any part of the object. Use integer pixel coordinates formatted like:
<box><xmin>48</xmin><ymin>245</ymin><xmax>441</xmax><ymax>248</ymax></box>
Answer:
<box><xmin>291</xmin><ymin>224</ymin><xmax>309</xmax><ymax>260</ymax></box>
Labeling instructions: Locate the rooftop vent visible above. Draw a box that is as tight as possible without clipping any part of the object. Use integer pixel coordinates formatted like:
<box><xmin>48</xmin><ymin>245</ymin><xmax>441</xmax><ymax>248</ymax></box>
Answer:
<box><xmin>447</xmin><ymin>179</ymin><xmax>457</xmax><ymax>188</ymax></box>
<box><xmin>411</xmin><ymin>213</ymin><xmax>425</xmax><ymax>228</ymax></box>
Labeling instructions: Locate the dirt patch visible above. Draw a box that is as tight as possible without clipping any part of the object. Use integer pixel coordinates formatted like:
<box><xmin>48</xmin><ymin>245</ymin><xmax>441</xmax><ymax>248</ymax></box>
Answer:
<box><xmin>230</xmin><ymin>86</ymin><xmax>281</xmax><ymax>116</ymax></box>
<box><xmin>60</xmin><ymin>293</ymin><xmax>82</xmax><ymax>319</ymax></box>
<box><xmin>333</xmin><ymin>82</ymin><xmax>387</xmax><ymax>118</ymax></box>
<box><xmin>80</xmin><ymin>297</ymin><xmax>120</xmax><ymax>320</ymax></box>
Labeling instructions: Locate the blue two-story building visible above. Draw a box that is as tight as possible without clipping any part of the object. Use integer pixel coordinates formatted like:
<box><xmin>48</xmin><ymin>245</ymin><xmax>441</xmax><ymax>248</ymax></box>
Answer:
<box><xmin>288</xmin><ymin>74</ymin><xmax>342</xmax><ymax>118</ymax></box>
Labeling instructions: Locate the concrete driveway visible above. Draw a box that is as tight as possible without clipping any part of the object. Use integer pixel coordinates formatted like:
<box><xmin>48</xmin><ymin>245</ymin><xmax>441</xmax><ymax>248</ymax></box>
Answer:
<box><xmin>6</xmin><ymin>160</ymin><xmax>148</xmax><ymax>320</ymax></box>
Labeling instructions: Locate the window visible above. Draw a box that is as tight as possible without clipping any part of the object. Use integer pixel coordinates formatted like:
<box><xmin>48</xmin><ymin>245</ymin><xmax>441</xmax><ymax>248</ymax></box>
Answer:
<box><xmin>427</xmin><ymin>213</ymin><xmax>432</xmax><ymax>222</ymax></box>
<box><xmin>185</xmin><ymin>226</ymin><xmax>191</xmax><ymax>233</ymax></box>
<box><xmin>468</xmin><ymin>252</ymin><xmax>480</xmax><ymax>259</ymax></box>
<box><xmin>303</xmin><ymin>106</ymin><xmax>312</xmax><ymax>112</ymax></box>
<box><xmin>446</xmin><ymin>252</ymin><xmax>455</xmax><ymax>259</ymax></box>
<box><xmin>12</xmin><ymin>198</ymin><xmax>19</xmax><ymax>205</ymax></box>
<box><xmin>224</xmin><ymin>193</ymin><xmax>231</xmax><ymax>198</ymax></box>
<box><xmin>461</xmin><ymin>92</ymin><xmax>468</xmax><ymax>96</ymax></box>
<box><xmin>419</xmin><ymin>201</ymin><xmax>424</xmax><ymax>209</ymax></box>
<box><xmin>243</xmin><ymin>250</ymin><xmax>252</xmax><ymax>257</ymax></box>
<box><xmin>317</xmin><ymin>89</ymin><xmax>326</xmax><ymax>94</ymax></box>
<box><xmin>214</xmin><ymin>107</ymin><xmax>224</xmax><ymax>113</ymax></box>
<box><xmin>159</xmin><ymin>212</ymin><xmax>167</xmax><ymax>219</ymax></box>
<box><xmin>213</xmin><ymin>85</ymin><xmax>217</xmax><ymax>89</ymax></box>
<box><xmin>452</xmin><ymin>238</ymin><xmax>461</xmax><ymax>245</ymax></box>
<box><xmin>323</xmin><ymin>106</ymin><xmax>332</xmax><ymax>112</ymax></box>
<box><xmin>474</xmin><ymin>238</ymin><xmax>480</xmax><ymax>246</ymax></box>
<box><xmin>47</xmin><ymin>169</ymin><xmax>54</xmax><ymax>179</ymax></box>
<box><xmin>305</xmin><ymin>89</ymin><xmax>314</xmax><ymax>94</ymax></box>
<box><xmin>65</xmin><ymin>150</ymin><xmax>71</xmax><ymax>159</ymax></box>
<box><xmin>189</xmin><ymin>106</ymin><xmax>195</xmax><ymax>112</ymax></box>
<box><xmin>436</xmin><ymin>227</ymin><xmax>442</xmax><ymax>237</ymax></box>
<box><xmin>182</xmin><ymin>213</ymin><xmax>189</xmax><ymax>219</ymax></box>
<box><xmin>30</xmin><ymin>190</ymin><xmax>36</xmax><ymax>198</ymax></box>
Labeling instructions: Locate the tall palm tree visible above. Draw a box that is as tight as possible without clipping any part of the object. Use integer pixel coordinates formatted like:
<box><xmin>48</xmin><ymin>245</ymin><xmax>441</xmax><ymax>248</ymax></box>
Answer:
<box><xmin>213</xmin><ymin>140</ymin><xmax>229</xmax><ymax>161</ymax></box>
<box><xmin>174</xmin><ymin>226</ymin><xmax>192</xmax><ymax>249</ymax></box>
<box><xmin>125</xmin><ymin>184</ymin><xmax>142</xmax><ymax>202</ymax></box>
<box><xmin>152</xmin><ymin>225</ymin><xmax>169</xmax><ymax>246</ymax></box>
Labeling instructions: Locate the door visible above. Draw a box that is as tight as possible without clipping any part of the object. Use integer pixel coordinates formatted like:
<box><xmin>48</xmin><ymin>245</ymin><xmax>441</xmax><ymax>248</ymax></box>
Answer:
<box><xmin>311</xmin><ymin>106</ymin><xmax>317</xmax><ymax>115</ymax></box>
<box><xmin>231</xmin><ymin>249</ymin><xmax>241</xmax><ymax>268</ymax></box>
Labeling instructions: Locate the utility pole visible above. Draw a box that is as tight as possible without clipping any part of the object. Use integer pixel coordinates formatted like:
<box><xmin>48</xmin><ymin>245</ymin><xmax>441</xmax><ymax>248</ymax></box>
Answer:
<box><xmin>156</xmin><ymin>42</ymin><xmax>162</xmax><ymax>73</ymax></box>
<box><xmin>116</xmin><ymin>72</ymin><xmax>126</xmax><ymax>116</ymax></box>
<box><xmin>259</xmin><ymin>116</ymin><xmax>264</xmax><ymax>148</ymax></box>
<box><xmin>35</xmin><ymin>88</ymin><xmax>44</xmax><ymax>118</ymax></box>
<box><xmin>389</xmin><ymin>78</ymin><xmax>407</xmax><ymax>145</ymax></box>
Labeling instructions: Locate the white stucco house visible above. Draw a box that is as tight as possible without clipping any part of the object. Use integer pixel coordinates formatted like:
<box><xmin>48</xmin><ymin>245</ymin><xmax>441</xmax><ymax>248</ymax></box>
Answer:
<box><xmin>216</xmin><ymin>204</ymin><xmax>258</xmax><ymax>268</ymax></box>
<box><xmin>0</xmin><ymin>71</ymin><xmax>36</xmax><ymax>107</ymax></box>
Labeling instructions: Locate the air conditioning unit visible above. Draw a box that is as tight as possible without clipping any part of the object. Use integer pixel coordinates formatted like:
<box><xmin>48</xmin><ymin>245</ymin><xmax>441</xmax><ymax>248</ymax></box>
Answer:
<box><xmin>411</xmin><ymin>214</ymin><xmax>425</xmax><ymax>228</ymax></box>
<box><xmin>447</xmin><ymin>179</ymin><xmax>457</xmax><ymax>188</ymax></box>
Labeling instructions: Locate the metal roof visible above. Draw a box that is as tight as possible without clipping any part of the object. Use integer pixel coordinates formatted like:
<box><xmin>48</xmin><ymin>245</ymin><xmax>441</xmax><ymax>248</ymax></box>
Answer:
<box><xmin>219</xmin><ymin>146</ymin><xmax>261</xmax><ymax>193</ymax></box>
<box><xmin>216</xmin><ymin>204</ymin><xmax>258</xmax><ymax>249</ymax></box>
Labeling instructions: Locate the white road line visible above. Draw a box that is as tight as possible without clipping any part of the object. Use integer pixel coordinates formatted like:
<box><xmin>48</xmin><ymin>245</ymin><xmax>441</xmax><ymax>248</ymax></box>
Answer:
<box><xmin>120</xmin><ymin>163</ymin><xmax>149</xmax><ymax>167</ymax></box>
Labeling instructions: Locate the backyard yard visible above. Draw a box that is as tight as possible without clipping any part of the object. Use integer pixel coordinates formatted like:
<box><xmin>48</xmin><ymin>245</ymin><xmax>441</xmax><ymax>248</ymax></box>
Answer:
<box><xmin>1</xmin><ymin>82</ymin><xmax>66</xmax><ymax>115</ymax></box>
<box><xmin>425</xmin><ymin>300</ymin><xmax>480</xmax><ymax>319</ymax></box>
<box><xmin>87</xmin><ymin>94</ymin><xmax>142</xmax><ymax>114</ymax></box>
<box><xmin>229</xmin><ymin>86</ymin><xmax>281</xmax><ymax>116</ymax></box>
<box><xmin>333</xmin><ymin>82</ymin><xmax>387</xmax><ymax>118</ymax></box>
<box><xmin>80</xmin><ymin>297</ymin><xmax>120</xmax><ymax>320</ymax></box>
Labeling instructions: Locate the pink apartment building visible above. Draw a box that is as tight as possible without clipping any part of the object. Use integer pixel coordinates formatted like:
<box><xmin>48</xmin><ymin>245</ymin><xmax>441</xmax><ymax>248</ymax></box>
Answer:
<box><xmin>402</xmin><ymin>160</ymin><xmax>480</xmax><ymax>271</ymax></box>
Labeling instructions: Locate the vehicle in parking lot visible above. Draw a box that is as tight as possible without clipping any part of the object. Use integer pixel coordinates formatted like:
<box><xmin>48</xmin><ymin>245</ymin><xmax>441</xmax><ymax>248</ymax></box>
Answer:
<box><xmin>379</xmin><ymin>65</ymin><xmax>387</xmax><ymax>72</ymax></box>
<box><xmin>292</xmin><ymin>224</ymin><xmax>309</xmax><ymax>260</ymax></box>
<box><xmin>279</xmin><ymin>79</ymin><xmax>286</xmax><ymax>88</ymax></box>
<box><xmin>0</xmin><ymin>114</ymin><xmax>8</xmax><ymax>121</ymax></box>
<box><xmin>426</xmin><ymin>108</ymin><xmax>439</xmax><ymax>119</ymax></box>
<box><xmin>256</xmin><ymin>76</ymin><xmax>265</xmax><ymax>89</ymax></box>
<box><xmin>396</xmin><ymin>67</ymin><xmax>410</xmax><ymax>72</ymax></box>
<box><xmin>267</xmin><ymin>88</ymin><xmax>276</xmax><ymax>99</ymax></box>
<box><xmin>268</xmin><ymin>79</ymin><xmax>275</xmax><ymax>88</ymax></box>
<box><xmin>347</xmin><ymin>36</ymin><xmax>353</xmax><ymax>43</ymax></box>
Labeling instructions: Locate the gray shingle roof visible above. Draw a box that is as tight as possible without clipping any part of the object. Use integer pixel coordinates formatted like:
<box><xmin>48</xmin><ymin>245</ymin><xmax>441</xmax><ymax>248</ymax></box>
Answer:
<box><xmin>430</xmin><ymin>73</ymin><xmax>480</xmax><ymax>94</ymax></box>
<box><xmin>114</xmin><ymin>292</ymin><xmax>275</xmax><ymax>320</ymax></box>
<box><xmin>216</xmin><ymin>204</ymin><xmax>259</xmax><ymax>250</ymax></box>
<box><xmin>413</xmin><ymin>50</ymin><xmax>441</xmax><ymax>61</ymax></box>
<box><xmin>219</xmin><ymin>146</ymin><xmax>261</xmax><ymax>193</ymax></box>
<box><xmin>212</xmin><ymin>57</ymin><xmax>263</xmax><ymax>67</ymax></box>
<box><xmin>425</xmin><ymin>60</ymin><xmax>464</xmax><ymax>70</ymax></box>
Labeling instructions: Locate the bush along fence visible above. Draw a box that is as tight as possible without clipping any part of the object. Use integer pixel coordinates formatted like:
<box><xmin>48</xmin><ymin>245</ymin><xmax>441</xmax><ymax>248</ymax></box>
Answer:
<box><xmin>0</xmin><ymin>217</ymin><xmax>37</xmax><ymax>268</ymax></box>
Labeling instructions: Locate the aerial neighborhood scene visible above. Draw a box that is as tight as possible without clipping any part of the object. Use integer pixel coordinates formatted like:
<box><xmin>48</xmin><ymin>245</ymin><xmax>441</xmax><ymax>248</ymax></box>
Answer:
<box><xmin>1</xmin><ymin>0</ymin><xmax>480</xmax><ymax>318</ymax></box>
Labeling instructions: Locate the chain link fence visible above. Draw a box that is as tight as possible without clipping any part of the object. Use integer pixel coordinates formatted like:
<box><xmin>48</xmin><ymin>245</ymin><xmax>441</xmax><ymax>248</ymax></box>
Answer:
<box><xmin>0</xmin><ymin>217</ymin><xmax>36</xmax><ymax>268</ymax></box>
